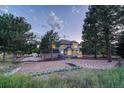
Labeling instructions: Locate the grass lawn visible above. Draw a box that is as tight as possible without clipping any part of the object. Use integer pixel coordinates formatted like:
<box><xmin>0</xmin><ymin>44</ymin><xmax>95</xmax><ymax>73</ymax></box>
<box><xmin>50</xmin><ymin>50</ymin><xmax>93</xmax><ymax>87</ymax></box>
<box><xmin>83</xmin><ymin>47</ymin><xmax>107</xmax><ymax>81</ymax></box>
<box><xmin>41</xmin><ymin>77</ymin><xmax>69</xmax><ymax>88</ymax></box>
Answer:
<box><xmin>0</xmin><ymin>67</ymin><xmax>124</xmax><ymax>88</ymax></box>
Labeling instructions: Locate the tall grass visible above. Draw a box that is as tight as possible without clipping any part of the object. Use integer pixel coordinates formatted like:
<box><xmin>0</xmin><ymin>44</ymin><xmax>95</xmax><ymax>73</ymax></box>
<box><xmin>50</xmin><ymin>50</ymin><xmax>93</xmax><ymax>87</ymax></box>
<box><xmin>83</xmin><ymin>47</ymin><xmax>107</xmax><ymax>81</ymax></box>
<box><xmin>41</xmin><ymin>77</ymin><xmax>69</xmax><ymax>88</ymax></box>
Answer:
<box><xmin>0</xmin><ymin>68</ymin><xmax>124</xmax><ymax>88</ymax></box>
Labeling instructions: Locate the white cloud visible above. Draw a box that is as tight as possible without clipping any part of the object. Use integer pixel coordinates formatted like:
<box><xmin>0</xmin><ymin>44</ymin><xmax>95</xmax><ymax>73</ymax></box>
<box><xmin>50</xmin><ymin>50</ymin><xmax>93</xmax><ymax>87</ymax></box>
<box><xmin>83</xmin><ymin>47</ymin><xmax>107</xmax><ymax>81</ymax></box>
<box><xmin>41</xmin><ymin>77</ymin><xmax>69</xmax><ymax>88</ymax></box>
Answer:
<box><xmin>72</xmin><ymin>6</ymin><xmax>83</xmax><ymax>15</ymax></box>
<box><xmin>0</xmin><ymin>5</ymin><xmax>9</xmax><ymax>14</ymax></box>
<box><xmin>47</xmin><ymin>11</ymin><xmax>64</xmax><ymax>31</ymax></box>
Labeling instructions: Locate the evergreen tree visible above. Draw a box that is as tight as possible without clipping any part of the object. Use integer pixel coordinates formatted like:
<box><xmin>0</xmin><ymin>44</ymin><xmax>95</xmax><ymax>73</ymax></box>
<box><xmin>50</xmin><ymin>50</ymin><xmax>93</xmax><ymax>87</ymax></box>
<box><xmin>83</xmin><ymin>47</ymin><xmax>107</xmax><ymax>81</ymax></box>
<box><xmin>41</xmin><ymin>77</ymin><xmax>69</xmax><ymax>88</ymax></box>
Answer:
<box><xmin>117</xmin><ymin>31</ymin><xmax>124</xmax><ymax>58</ymax></box>
<box><xmin>40</xmin><ymin>30</ymin><xmax>59</xmax><ymax>59</ymax></box>
<box><xmin>0</xmin><ymin>13</ymin><xmax>32</xmax><ymax>63</ymax></box>
<box><xmin>82</xmin><ymin>5</ymin><xmax>124</xmax><ymax>62</ymax></box>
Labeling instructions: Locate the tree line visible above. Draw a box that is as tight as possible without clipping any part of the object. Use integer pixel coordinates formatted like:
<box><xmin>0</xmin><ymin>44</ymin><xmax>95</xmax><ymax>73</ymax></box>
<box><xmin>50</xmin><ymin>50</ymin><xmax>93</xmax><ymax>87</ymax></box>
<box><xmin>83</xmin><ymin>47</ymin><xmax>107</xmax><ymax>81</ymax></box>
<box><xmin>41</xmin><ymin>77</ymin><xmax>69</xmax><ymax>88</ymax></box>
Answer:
<box><xmin>82</xmin><ymin>5</ymin><xmax>124</xmax><ymax>62</ymax></box>
<box><xmin>0</xmin><ymin>13</ymin><xmax>60</xmax><ymax>63</ymax></box>
<box><xmin>0</xmin><ymin>13</ymin><xmax>37</xmax><ymax>63</ymax></box>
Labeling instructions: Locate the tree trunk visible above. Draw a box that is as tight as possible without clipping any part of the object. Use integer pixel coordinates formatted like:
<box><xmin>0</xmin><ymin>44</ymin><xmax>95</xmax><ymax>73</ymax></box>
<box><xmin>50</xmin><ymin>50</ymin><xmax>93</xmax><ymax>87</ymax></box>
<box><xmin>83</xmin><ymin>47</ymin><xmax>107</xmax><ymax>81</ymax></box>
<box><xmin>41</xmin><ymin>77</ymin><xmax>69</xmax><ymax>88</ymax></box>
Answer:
<box><xmin>51</xmin><ymin>48</ymin><xmax>53</xmax><ymax>60</ymax></box>
<box><xmin>107</xmin><ymin>43</ymin><xmax>112</xmax><ymax>62</ymax></box>
<box><xmin>13</xmin><ymin>52</ymin><xmax>17</xmax><ymax>63</ymax></box>
<box><xmin>2</xmin><ymin>50</ymin><xmax>6</xmax><ymax>63</ymax></box>
<box><xmin>50</xmin><ymin>40</ymin><xmax>53</xmax><ymax>60</ymax></box>
<box><xmin>94</xmin><ymin>43</ymin><xmax>97</xmax><ymax>59</ymax></box>
<box><xmin>102</xmin><ymin>54</ymin><xmax>105</xmax><ymax>58</ymax></box>
<box><xmin>118</xmin><ymin>57</ymin><xmax>122</xmax><ymax>67</ymax></box>
<box><xmin>105</xmin><ymin>30</ymin><xmax>112</xmax><ymax>62</ymax></box>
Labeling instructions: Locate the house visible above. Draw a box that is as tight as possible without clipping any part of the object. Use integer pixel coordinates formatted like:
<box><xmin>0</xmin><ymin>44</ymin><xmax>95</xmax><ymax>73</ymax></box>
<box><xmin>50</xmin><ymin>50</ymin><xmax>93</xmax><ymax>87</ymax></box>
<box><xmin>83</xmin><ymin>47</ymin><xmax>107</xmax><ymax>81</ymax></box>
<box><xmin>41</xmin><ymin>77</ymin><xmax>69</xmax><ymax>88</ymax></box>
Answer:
<box><xmin>39</xmin><ymin>39</ymin><xmax>82</xmax><ymax>60</ymax></box>
<box><xmin>58</xmin><ymin>39</ymin><xmax>82</xmax><ymax>57</ymax></box>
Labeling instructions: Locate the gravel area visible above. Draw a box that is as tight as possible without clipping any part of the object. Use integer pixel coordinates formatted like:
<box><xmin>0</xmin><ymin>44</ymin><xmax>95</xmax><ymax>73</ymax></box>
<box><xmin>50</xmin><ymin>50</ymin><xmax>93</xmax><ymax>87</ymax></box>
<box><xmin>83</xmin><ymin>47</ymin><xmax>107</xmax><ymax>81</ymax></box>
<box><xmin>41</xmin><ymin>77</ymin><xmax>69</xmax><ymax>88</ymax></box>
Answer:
<box><xmin>63</xmin><ymin>59</ymin><xmax>118</xmax><ymax>70</ymax></box>
<box><xmin>18</xmin><ymin>61</ymin><xmax>71</xmax><ymax>73</ymax></box>
<box><xmin>17</xmin><ymin>59</ymin><xmax>118</xmax><ymax>74</ymax></box>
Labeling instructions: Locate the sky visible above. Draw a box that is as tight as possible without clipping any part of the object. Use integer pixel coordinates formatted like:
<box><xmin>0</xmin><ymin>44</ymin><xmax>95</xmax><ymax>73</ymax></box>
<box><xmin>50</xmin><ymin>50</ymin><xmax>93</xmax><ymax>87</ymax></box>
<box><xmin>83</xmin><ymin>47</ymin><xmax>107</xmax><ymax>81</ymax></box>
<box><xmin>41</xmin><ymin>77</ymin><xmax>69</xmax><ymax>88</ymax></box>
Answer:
<box><xmin>0</xmin><ymin>5</ymin><xmax>88</xmax><ymax>43</ymax></box>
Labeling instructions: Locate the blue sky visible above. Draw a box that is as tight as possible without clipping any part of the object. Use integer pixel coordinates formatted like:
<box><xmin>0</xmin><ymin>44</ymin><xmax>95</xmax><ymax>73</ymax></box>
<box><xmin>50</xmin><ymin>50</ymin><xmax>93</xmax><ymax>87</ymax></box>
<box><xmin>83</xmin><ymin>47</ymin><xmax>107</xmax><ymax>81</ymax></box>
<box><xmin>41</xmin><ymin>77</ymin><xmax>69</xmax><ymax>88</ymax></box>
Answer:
<box><xmin>0</xmin><ymin>5</ymin><xmax>88</xmax><ymax>42</ymax></box>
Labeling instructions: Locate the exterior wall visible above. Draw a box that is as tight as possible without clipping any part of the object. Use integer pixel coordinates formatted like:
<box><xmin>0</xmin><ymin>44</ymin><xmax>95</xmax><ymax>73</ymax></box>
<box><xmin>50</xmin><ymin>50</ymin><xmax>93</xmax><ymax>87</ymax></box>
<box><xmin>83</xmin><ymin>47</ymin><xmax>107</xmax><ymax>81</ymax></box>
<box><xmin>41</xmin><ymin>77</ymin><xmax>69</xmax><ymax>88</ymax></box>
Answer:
<box><xmin>65</xmin><ymin>48</ymin><xmax>73</xmax><ymax>55</ymax></box>
<box><xmin>71</xmin><ymin>43</ymin><xmax>78</xmax><ymax>49</ymax></box>
<box><xmin>52</xmin><ymin>42</ymin><xmax>56</xmax><ymax>49</ymax></box>
<box><xmin>73</xmin><ymin>50</ymin><xmax>77</xmax><ymax>56</ymax></box>
<box><xmin>59</xmin><ymin>44</ymin><xmax>67</xmax><ymax>55</ymax></box>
